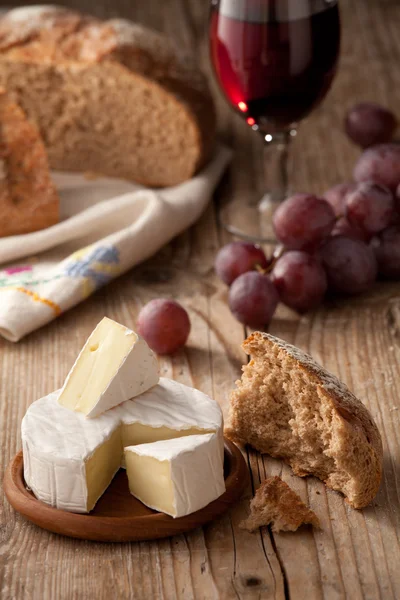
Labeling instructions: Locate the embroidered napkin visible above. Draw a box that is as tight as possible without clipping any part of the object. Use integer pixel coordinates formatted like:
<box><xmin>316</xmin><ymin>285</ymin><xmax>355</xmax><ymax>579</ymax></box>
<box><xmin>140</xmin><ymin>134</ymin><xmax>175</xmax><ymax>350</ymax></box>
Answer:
<box><xmin>0</xmin><ymin>146</ymin><xmax>231</xmax><ymax>342</ymax></box>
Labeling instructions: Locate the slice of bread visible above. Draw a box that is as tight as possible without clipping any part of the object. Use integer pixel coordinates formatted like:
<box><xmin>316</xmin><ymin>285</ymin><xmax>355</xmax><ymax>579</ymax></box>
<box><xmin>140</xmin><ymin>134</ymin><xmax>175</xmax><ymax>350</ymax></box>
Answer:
<box><xmin>0</xmin><ymin>88</ymin><xmax>59</xmax><ymax>237</ymax></box>
<box><xmin>241</xmin><ymin>476</ymin><xmax>320</xmax><ymax>533</ymax></box>
<box><xmin>0</xmin><ymin>6</ymin><xmax>216</xmax><ymax>187</ymax></box>
<box><xmin>226</xmin><ymin>332</ymin><xmax>383</xmax><ymax>509</ymax></box>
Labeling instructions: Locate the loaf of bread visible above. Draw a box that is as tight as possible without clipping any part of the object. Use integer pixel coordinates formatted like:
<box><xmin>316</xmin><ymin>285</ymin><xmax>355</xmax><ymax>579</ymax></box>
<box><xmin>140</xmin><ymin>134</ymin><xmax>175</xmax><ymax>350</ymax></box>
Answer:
<box><xmin>0</xmin><ymin>88</ymin><xmax>58</xmax><ymax>237</ymax></box>
<box><xmin>226</xmin><ymin>332</ymin><xmax>383</xmax><ymax>509</ymax></box>
<box><xmin>0</xmin><ymin>6</ymin><xmax>216</xmax><ymax>187</ymax></box>
<box><xmin>241</xmin><ymin>476</ymin><xmax>320</xmax><ymax>533</ymax></box>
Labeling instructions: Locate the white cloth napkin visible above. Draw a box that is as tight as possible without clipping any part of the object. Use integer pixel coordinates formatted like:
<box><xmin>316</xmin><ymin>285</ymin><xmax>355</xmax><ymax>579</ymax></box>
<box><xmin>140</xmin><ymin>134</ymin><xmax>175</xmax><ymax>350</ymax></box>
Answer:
<box><xmin>0</xmin><ymin>146</ymin><xmax>231</xmax><ymax>342</ymax></box>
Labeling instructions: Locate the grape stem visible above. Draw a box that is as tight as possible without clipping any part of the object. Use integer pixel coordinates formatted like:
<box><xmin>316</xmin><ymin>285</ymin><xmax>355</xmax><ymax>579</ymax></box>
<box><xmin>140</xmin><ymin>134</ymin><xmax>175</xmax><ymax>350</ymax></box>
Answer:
<box><xmin>255</xmin><ymin>244</ymin><xmax>285</xmax><ymax>275</ymax></box>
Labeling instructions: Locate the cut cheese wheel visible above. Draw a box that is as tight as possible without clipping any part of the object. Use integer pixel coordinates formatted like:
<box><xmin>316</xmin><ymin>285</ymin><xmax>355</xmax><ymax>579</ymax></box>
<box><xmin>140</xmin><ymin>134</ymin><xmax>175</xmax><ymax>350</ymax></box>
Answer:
<box><xmin>22</xmin><ymin>378</ymin><xmax>224</xmax><ymax>513</ymax></box>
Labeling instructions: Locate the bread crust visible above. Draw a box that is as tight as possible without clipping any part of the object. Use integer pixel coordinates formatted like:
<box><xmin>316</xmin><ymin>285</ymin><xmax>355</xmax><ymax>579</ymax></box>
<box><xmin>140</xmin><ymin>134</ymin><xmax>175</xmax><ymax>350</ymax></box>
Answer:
<box><xmin>227</xmin><ymin>332</ymin><xmax>383</xmax><ymax>509</ymax></box>
<box><xmin>0</xmin><ymin>87</ymin><xmax>59</xmax><ymax>236</ymax></box>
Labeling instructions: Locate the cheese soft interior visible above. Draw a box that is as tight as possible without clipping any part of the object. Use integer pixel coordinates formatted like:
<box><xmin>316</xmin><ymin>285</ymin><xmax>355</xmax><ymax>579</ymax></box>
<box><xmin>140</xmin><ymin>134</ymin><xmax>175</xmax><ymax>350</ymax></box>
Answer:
<box><xmin>58</xmin><ymin>317</ymin><xmax>159</xmax><ymax>417</ymax></box>
<box><xmin>124</xmin><ymin>434</ymin><xmax>226</xmax><ymax>518</ymax></box>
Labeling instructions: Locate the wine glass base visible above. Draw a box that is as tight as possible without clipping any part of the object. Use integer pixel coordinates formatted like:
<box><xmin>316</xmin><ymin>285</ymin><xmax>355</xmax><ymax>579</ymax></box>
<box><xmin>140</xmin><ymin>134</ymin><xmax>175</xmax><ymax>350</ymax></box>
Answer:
<box><xmin>218</xmin><ymin>193</ymin><xmax>281</xmax><ymax>245</ymax></box>
<box><xmin>219</xmin><ymin>222</ymin><xmax>276</xmax><ymax>244</ymax></box>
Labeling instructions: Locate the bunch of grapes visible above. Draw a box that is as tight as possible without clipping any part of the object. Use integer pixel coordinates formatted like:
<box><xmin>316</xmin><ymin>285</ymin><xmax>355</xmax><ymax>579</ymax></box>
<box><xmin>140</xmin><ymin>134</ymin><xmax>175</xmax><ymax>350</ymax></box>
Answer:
<box><xmin>215</xmin><ymin>102</ymin><xmax>400</xmax><ymax>328</ymax></box>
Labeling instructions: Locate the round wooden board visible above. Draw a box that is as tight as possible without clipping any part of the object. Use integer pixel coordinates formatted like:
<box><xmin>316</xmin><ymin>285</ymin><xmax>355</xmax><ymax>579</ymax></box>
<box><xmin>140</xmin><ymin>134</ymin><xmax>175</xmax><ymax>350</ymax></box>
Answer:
<box><xmin>4</xmin><ymin>439</ymin><xmax>248</xmax><ymax>542</ymax></box>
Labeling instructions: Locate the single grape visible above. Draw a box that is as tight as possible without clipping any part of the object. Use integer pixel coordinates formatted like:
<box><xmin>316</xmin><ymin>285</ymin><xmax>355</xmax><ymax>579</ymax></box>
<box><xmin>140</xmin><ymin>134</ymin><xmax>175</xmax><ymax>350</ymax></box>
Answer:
<box><xmin>323</xmin><ymin>182</ymin><xmax>356</xmax><ymax>217</ymax></box>
<box><xmin>331</xmin><ymin>217</ymin><xmax>370</xmax><ymax>242</ymax></box>
<box><xmin>273</xmin><ymin>194</ymin><xmax>336</xmax><ymax>250</ymax></box>
<box><xmin>228</xmin><ymin>271</ymin><xmax>278</xmax><ymax>328</ymax></box>
<box><xmin>345</xmin><ymin>103</ymin><xmax>397</xmax><ymax>148</ymax></box>
<box><xmin>215</xmin><ymin>241</ymin><xmax>268</xmax><ymax>285</ymax></box>
<box><xmin>345</xmin><ymin>181</ymin><xmax>395</xmax><ymax>235</ymax></box>
<box><xmin>271</xmin><ymin>251</ymin><xmax>327</xmax><ymax>313</ymax></box>
<box><xmin>372</xmin><ymin>225</ymin><xmax>400</xmax><ymax>279</ymax></box>
<box><xmin>137</xmin><ymin>299</ymin><xmax>190</xmax><ymax>355</ymax></box>
<box><xmin>319</xmin><ymin>236</ymin><xmax>377</xmax><ymax>295</ymax></box>
<box><xmin>354</xmin><ymin>144</ymin><xmax>400</xmax><ymax>191</ymax></box>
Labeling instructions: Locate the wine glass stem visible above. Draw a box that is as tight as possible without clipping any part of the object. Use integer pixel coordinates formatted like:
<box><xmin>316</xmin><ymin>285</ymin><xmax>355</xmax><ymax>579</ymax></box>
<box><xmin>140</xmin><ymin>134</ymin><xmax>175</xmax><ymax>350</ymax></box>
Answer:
<box><xmin>263</xmin><ymin>130</ymin><xmax>292</xmax><ymax>203</ymax></box>
<box><xmin>258</xmin><ymin>130</ymin><xmax>293</xmax><ymax>242</ymax></box>
<box><xmin>278</xmin><ymin>133</ymin><xmax>290</xmax><ymax>202</ymax></box>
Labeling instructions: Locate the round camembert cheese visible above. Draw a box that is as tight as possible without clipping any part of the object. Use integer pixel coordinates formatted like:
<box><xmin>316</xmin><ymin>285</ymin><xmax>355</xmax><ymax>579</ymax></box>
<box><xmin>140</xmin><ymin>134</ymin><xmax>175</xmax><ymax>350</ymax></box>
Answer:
<box><xmin>22</xmin><ymin>378</ymin><xmax>224</xmax><ymax>514</ymax></box>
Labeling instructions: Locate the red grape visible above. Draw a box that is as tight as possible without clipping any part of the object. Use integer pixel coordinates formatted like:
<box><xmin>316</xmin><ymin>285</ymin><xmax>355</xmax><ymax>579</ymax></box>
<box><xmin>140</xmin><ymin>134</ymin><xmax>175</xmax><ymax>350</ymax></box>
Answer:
<box><xmin>228</xmin><ymin>271</ymin><xmax>278</xmax><ymax>328</ymax></box>
<box><xmin>319</xmin><ymin>236</ymin><xmax>377</xmax><ymax>295</ymax></box>
<box><xmin>271</xmin><ymin>251</ymin><xmax>327</xmax><ymax>313</ymax></box>
<box><xmin>137</xmin><ymin>299</ymin><xmax>190</xmax><ymax>355</ymax></box>
<box><xmin>354</xmin><ymin>144</ymin><xmax>400</xmax><ymax>191</ymax></box>
<box><xmin>273</xmin><ymin>194</ymin><xmax>336</xmax><ymax>250</ymax></box>
<box><xmin>215</xmin><ymin>241</ymin><xmax>268</xmax><ymax>285</ymax></box>
<box><xmin>331</xmin><ymin>217</ymin><xmax>370</xmax><ymax>242</ymax></box>
<box><xmin>345</xmin><ymin>181</ymin><xmax>395</xmax><ymax>235</ymax></box>
<box><xmin>372</xmin><ymin>225</ymin><xmax>400</xmax><ymax>279</ymax></box>
<box><xmin>345</xmin><ymin>103</ymin><xmax>397</xmax><ymax>148</ymax></box>
<box><xmin>323</xmin><ymin>182</ymin><xmax>356</xmax><ymax>217</ymax></box>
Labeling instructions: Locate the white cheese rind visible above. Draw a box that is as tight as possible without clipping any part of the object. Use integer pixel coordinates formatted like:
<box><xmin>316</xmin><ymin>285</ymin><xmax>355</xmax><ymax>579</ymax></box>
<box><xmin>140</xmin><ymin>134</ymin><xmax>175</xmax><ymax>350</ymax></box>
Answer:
<box><xmin>125</xmin><ymin>433</ymin><xmax>226</xmax><ymax>517</ymax></box>
<box><xmin>118</xmin><ymin>378</ymin><xmax>223</xmax><ymax>432</ymax></box>
<box><xmin>22</xmin><ymin>391</ymin><xmax>119</xmax><ymax>512</ymax></box>
<box><xmin>21</xmin><ymin>379</ymin><xmax>224</xmax><ymax>513</ymax></box>
<box><xmin>84</xmin><ymin>336</ymin><xmax>159</xmax><ymax>418</ymax></box>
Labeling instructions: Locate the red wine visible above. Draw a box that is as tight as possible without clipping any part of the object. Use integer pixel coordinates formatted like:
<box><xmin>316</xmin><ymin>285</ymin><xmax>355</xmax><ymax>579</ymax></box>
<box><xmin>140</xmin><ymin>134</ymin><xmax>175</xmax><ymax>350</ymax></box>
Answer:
<box><xmin>210</xmin><ymin>0</ymin><xmax>340</xmax><ymax>129</ymax></box>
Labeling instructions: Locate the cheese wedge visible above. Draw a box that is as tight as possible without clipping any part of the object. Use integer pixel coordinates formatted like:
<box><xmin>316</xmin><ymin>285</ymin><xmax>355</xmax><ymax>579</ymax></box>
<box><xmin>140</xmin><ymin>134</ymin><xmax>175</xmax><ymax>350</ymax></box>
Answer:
<box><xmin>22</xmin><ymin>378</ymin><xmax>224</xmax><ymax>513</ymax></box>
<box><xmin>58</xmin><ymin>317</ymin><xmax>159</xmax><ymax>417</ymax></box>
<box><xmin>125</xmin><ymin>434</ymin><xmax>226</xmax><ymax>518</ymax></box>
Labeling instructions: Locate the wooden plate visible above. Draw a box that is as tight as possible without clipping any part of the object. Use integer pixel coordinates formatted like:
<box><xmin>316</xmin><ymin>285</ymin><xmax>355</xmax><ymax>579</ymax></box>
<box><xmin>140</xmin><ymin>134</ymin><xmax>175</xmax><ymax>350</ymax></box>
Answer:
<box><xmin>4</xmin><ymin>439</ymin><xmax>247</xmax><ymax>542</ymax></box>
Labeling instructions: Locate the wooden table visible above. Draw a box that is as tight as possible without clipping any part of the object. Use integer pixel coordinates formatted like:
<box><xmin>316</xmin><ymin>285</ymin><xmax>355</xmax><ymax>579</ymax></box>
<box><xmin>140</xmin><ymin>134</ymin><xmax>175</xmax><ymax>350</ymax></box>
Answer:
<box><xmin>1</xmin><ymin>1</ymin><xmax>400</xmax><ymax>598</ymax></box>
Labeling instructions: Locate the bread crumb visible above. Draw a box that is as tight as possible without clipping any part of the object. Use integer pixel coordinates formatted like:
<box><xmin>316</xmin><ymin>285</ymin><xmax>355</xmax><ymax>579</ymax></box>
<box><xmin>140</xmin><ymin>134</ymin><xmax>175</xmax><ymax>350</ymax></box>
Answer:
<box><xmin>240</xmin><ymin>476</ymin><xmax>320</xmax><ymax>533</ymax></box>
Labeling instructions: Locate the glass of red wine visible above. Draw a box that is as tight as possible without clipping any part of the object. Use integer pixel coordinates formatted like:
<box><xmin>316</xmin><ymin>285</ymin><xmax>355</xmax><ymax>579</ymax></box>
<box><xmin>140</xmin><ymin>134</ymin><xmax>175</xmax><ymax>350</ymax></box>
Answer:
<box><xmin>209</xmin><ymin>0</ymin><xmax>341</xmax><ymax>242</ymax></box>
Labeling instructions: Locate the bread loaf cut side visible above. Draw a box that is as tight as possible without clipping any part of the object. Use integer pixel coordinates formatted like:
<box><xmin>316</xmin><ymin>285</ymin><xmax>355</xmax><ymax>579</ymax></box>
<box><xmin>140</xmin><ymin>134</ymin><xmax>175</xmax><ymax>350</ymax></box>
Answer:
<box><xmin>241</xmin><ymin>476</ymin><xmax>320</xmax><ymax>533</ymax></box>
<box><xmin>0</xmin><ymin>6</ymin><xmax>216</xmax><ymax>187</ymax></box>
<box><xmin>226</xmin><ymin>332</ymin><xmax>383</xmax><ymax>509</ymax></box>
<box><xmin>0</xmin><ymin>88</ymin><xmax>58</xmax><ymax>237</ymax></box>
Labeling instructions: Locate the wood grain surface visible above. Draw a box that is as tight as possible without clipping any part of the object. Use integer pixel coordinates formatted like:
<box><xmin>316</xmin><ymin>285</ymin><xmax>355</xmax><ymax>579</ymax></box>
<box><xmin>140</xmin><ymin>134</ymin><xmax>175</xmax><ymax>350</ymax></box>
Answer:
<box><xmin>1</xmin><ymin>0</ymin><xmax>400</xmax><ymax>598</ymax></box>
